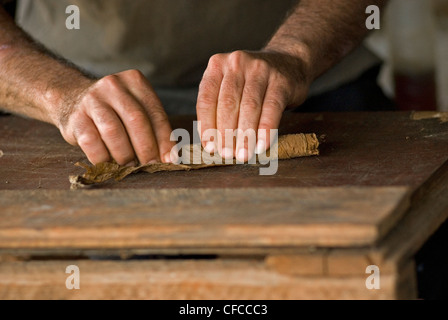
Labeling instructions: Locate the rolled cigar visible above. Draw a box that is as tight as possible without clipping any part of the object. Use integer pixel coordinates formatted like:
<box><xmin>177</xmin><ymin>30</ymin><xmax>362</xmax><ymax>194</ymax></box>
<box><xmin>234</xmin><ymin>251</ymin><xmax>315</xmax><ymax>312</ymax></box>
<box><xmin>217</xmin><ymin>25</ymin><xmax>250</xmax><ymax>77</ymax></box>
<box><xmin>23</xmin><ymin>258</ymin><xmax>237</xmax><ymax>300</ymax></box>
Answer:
<box><xmin>184</xmin><ymin>133</ymin><xmax>320</xmax><ymax>164</ymax></box>
<box><xmin>70</xmin><ymin>133</ymin><xmax>320</xmax><ymax>188</ymax></box>
<box><xmin>260</xmin><ymin>133</ymin><xmax>320</xmax><ymax>161</ymax></box>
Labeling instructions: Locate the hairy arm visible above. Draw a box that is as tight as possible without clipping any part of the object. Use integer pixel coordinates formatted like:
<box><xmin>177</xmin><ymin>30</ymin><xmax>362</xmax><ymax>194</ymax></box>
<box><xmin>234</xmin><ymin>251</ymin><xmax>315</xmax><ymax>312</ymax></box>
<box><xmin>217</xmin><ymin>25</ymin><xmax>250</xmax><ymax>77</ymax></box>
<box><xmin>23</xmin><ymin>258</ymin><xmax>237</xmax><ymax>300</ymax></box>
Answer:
<box><xmin>0</xmin><ymin>5</ymin><xmax>91</xmax><ymax>124</ymax></box>
<box><xmin>0</xmin><ymin>5</ymin><xmax>175</xmax><ymax>165</ymax></box>
<box><xmin>266</xmin><ymin>0</ymin><xmax>388</xmax><ymax>83</ymax></box>
<box><xmin>197</xmin><ymin>0</ymin><xmax>388</xmax><ymax>161</ymax></box>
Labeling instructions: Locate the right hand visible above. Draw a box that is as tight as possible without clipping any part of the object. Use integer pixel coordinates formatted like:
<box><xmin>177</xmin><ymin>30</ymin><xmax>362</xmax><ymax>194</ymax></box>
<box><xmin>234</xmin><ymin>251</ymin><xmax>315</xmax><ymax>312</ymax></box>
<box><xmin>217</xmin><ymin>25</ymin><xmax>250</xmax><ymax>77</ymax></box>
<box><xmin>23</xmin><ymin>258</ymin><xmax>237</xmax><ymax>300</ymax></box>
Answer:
<box><xmin>55</xmin><ymin>70</ymin><xmax>176</xmax><ymax>166</ymax></box>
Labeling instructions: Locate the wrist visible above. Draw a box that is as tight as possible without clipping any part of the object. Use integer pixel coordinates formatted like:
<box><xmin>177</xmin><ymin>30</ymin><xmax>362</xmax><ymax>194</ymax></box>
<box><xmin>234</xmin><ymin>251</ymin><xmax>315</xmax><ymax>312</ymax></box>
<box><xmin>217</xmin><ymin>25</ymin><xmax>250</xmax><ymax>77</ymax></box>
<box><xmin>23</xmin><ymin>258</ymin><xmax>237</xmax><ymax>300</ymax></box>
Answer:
<box><xmin>40</xmin><ymin>70</ymin><xmax>95</xmax><ymax>128</ymax></box>
<box><xmin>262</xmin><ymin>40</ymin><xmax>314</xmax><ymax>86</ymax></box>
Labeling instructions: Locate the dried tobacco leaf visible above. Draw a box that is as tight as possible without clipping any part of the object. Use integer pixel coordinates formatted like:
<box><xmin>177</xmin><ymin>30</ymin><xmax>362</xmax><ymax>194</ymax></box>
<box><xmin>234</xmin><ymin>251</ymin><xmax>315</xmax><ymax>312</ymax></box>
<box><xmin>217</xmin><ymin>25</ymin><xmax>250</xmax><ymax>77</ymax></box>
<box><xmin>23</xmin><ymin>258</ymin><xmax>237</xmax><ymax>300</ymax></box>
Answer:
<box><xmin>70</xmin><ymin>133</ymin><xmax>319</xmax><ymax>189</ymax></box>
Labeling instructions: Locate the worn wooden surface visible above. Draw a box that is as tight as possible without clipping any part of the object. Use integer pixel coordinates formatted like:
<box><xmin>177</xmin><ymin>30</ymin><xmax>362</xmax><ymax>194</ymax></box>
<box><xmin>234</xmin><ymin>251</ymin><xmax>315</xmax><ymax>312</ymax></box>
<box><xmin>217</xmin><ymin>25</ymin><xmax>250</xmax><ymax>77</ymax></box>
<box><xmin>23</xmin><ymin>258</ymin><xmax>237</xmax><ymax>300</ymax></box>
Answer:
<box><xmin>0</xmin><ymin>259</ymin><xmax>415</xmax><ymax>300</ymax></box>
<box><xmin>0</xmin><ymin>187</ymin><xmax>411</xmax><ymax>249</ymax></box>
<box><xmin>0</xmin><ymin>111</ymin><xmax>447</xmax><ymax>300</ymax></box>
<box><xmin>1</xmin><ymin>112</ymin><xmax>448</xmax><ymax>190</ymax></box>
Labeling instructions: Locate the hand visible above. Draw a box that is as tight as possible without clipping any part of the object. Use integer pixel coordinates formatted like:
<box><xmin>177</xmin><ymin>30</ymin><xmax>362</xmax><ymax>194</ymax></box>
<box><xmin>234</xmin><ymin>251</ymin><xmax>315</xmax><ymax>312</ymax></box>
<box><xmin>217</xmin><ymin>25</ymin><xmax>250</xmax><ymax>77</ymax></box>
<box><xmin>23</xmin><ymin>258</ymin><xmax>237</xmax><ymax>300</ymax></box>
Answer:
<box><xmin>55</xmin><ymin>70</ymin><xmax>175</xmax><ymax>166</ymax></box>
<box><xmin>196</xmin><ymin>50</ymin><xmax>310</xmax><ymax>162</ymax></box>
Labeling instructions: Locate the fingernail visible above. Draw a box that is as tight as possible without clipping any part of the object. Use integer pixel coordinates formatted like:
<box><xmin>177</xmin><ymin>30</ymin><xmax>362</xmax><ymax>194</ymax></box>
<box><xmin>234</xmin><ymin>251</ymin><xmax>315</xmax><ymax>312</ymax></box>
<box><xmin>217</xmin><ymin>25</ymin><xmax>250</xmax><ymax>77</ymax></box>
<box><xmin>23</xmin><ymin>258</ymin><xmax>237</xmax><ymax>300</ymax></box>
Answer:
<box><xmin>125</xmin><ymin>160</ymin><xmax>136</xmax><ymax>167</ymax></box>
<box><xmin>221</xmin><ymin>147</ymin><xmax>234</xmax><ymax>159</ymax></box>
<box><xmin>236</xmin><ymin>148</ymin><xmax>247</xmax><ymax>162</ymax></box>
<box><xmin>147</xmin><ymin>159</ymin><xmax>158</xmax><ymax>164</ymax></box>
<box><xmin>256</xmin><ymin>140</ymin><xmax>266</xmax><ymax>155</ymax></box>
<box><xmin>204</xmin><ymin>141</ymin><xmax>215</xmax><ymax>154</ymax></box>
<box><xmin>164</xmin><ymin>151</ymin><xmax>179</xmax><ymax>164</ymax></box>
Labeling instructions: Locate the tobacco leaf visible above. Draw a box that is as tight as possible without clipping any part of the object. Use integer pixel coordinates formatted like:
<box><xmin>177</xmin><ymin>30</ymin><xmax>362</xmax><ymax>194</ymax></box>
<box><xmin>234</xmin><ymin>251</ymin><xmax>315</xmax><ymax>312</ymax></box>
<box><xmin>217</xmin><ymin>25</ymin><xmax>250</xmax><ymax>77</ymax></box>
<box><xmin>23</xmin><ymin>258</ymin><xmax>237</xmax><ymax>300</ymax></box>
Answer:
<box><xmin>69</xmin><ymin>133</ymin><xmax>320</xmax><ymax>189</ymax></box>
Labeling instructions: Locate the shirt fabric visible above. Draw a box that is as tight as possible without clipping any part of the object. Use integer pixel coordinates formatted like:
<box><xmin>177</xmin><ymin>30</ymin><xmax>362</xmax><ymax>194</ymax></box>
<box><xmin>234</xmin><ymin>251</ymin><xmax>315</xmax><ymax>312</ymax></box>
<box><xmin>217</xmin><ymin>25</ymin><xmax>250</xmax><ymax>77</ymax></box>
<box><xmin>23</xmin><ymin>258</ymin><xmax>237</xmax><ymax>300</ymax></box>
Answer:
<box><xmin>16</xmin><ymin>0</ymin><xmax>381</xmax><ymax>113</ymax></box>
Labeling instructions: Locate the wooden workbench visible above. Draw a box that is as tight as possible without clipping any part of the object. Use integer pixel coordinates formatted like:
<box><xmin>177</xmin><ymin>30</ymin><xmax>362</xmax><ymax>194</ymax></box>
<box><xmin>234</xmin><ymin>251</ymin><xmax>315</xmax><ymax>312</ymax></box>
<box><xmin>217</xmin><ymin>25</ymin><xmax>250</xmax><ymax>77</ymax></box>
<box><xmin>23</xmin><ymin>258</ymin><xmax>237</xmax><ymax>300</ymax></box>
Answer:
<box><xmin>0</xmin><ymin>111</ymin><xmax>447</xmax><ymax>300</ymax></box>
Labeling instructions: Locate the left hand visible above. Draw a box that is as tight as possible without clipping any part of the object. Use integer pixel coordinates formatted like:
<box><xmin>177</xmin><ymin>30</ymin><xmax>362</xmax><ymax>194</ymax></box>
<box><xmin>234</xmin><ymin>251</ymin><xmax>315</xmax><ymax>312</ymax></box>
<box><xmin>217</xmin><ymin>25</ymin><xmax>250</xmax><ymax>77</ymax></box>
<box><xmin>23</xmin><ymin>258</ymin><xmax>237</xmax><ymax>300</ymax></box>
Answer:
<box><xmin>196</xmin><ymin>50</ymin><xmax>311</xmax><ymax>162</ymax></box>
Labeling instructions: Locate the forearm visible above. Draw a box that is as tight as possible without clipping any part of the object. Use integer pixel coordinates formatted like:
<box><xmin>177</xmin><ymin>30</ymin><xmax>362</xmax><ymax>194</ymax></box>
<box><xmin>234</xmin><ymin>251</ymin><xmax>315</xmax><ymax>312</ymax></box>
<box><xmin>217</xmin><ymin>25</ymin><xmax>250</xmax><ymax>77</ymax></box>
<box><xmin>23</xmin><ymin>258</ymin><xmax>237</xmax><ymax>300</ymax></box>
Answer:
<box><xmin>265</xmin><ymin>0</ymin><xmax>388</xmax><ymax>83</ymax></box>
<box><xmin>0</xmin><ymin>6</ymin><xmax>94</xmax><ymax>125</ymax></box>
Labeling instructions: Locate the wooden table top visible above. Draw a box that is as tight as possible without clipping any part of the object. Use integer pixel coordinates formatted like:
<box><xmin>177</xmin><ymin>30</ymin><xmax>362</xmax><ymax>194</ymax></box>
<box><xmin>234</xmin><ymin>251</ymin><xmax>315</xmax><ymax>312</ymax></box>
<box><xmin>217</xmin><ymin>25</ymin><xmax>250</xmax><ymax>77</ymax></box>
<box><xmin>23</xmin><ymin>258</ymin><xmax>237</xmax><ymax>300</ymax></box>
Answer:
<box><xmin>0</xmin><ymin>112</ymin><xmax>447</xmax><ymax>190</ymax></box>
<box><xmin>0</xmin><ymin>111</ymin><xmax>447</xmax><ymax>254</ymax></box>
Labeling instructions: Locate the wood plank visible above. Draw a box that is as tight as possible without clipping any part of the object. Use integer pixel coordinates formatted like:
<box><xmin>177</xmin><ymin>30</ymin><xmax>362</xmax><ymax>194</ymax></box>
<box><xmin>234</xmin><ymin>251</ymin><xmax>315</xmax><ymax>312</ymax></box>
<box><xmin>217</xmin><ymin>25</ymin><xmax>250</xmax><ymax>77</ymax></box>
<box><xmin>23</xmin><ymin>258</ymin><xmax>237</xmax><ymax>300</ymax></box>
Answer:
<box><xmin>326</xmin><ymin>250</ymin><xmax>374</xmax><ymax>276</ymax></box>
<box><xmin>265</xmin><ymin>253</ymin><xmax>326</xmax><ymax>276</ymax></box>
<box><xmin>266</xmin><ymin>160</ymin><xmax>448</xmax><ymax>281</ymax></box>
<box><xmin>1</xmin><ymin>112</ymin><xmax>447</xmax><ymax>191</ymax></box>
<box><xmin>0</xmin><ymin>112</ymin><xmax>445</xmax><ymax>300</ymax></box>
<box><xmin>372</xmin><ymin>160</ymin><xmax>448</xmax><ymax>267</ymax></box>
<box><xmin>0</xmin><ymin>259</ymin><xmax>400</xmax><ymax>300</ymax></box>
<box><xmin>0</xmin><ymin>187</ymin><xmax>410</xmax><ymax>249</ymax></box>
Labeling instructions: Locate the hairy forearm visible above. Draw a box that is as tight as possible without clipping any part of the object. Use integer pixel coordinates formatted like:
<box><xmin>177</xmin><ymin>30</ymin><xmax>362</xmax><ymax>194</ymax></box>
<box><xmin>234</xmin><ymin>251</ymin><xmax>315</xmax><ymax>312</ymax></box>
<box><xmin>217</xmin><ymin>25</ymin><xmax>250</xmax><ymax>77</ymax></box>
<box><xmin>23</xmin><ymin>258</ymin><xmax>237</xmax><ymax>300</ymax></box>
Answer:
<box><xmin>265</xmin><ymin>0</ymin><xmax>387</xmax><ymax>83</ymax></box>
<box><xmin>0</xmin><ymin>6</ymin><xmax>93</xmax><ymax>125</ymax></box>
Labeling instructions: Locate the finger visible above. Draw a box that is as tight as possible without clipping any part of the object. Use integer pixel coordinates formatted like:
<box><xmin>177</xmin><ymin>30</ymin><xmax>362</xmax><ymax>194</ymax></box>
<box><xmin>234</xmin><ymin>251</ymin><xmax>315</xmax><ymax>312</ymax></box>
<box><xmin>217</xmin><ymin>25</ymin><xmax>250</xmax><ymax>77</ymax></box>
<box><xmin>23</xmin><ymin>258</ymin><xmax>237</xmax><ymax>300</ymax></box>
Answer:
<box><xmin>196</xmin><ymin>57</ymin><xmax>223</xmax><ymax>154</ymax></box>
<box><xmin>144</xmin><ymin>99</ymin><xmax>176</xmax><ymax>163</ymax></box>
<box><xmin>88</xmin><ymin>103</ymin><xmax>136</xmax><ymax>166</ymax></box>
<box><xmin>111</xmin><ymin>93</ymin><xmax>160</xmax><ymax>164</ymax></box>
<box><xmin>256</xmin><ymin>80</ymin><xmax>287</xmax><ymax>155</ymax></box>
<box><xmin>235</xmin><ymin>70</ymin><xmax>269</xmax><ymax>162</ymax></box>
<box><xmin>124</xmin><ymin>70</ymin><xmax>177</xmax><ymax>163</ymax></box>
<box><xmin>73</xmin><ymin>116</ymin><xmax>111</xmax><ymax>165</ymax></box>
<box><xmin>101</xmin><ymin>74</ymin><xmax>161</xmax><ymax>164</ymax></box>
<box><xmin>216</xmin><ymin>71</ymin><xmax>244</xmax><ymax>159</ymax></box>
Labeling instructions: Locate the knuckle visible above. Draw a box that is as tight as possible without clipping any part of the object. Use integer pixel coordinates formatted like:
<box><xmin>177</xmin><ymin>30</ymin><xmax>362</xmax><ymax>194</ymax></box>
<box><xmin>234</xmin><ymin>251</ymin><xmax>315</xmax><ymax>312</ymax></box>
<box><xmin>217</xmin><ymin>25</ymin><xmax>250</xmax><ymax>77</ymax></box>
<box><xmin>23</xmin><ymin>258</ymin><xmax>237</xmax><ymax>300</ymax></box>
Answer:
<box><xmin>264</xmin><ymin>97</ymin><xmax>285</xmax><ymax>113</ymax></box>
<box><xmin>198</xmin><ymin>80</ymin><xmax>209</xmax><ymax>94</ymax></box>
<box><xmin>127</xmin><ymin>69</ymin><xmax>144</xmax><ymax>78</ymax></box>
<box><xmin>198</xmin><ymin>83</ymin><xmax>220</xmax><ymax>104</ymax></box>
<box><xmin>60</xmin><ymin>127</ymin><xmax>77</xmax><ymax>146</ymax></box>
<box><xmin>91</xmin><ymin>106</ymin><xmax>112</xmax><ymax>125</ymax></box>
<box><xmin>199</xmin><ymin>75</ymin><xmax>219</xmax><ymax>91</ymax></box>
<box><xmin>197</xmin><ymin>101</ymin><xmax>214</xmax><ymax>115</ymax></box>
<box><xmin>99</xmin><ymin>74</ymin><xmax>121</xmax><ymax>91</ymax></box>
<box><xmin>78</xmin><ymin>90</ymin><xmax>99</xmax><ymax>107</ymax></box>
<box><xmin>250</xmin><ymin>59</ymin><xmax>270</xmax><ymax>75</ymax></box>
<box><xmin>272</xmin><ymin>73</ymin><xmax>291</xmax><ymax>88</ymax></box>
<box><xmin>271</xmin><ymin>85</ymin><xmax>289</xmax><ymax>101</ymax></box>
<box><xmin>242</xmin><ymin>97</ymin><xmax>261</xmax><ymax>113</ymax></box>
<box><xmin>149</xmin><ymin>110</ymin><xmax>169</xmax><ymax>127</ymax></box>
<box><xmin>208</xmin><ymin>54</ymin><xmax>224</xmax><ymax>70</ymax></box>
<box><xmin>198</xmin><ymin>77</ymin><xmax>221</xmax><ymax>107</ymax></box>
<box><xmin>126</xmin><ymin>110</ymin><xmax>148</xmax><ymax>126</ymax></box>
<box><xmin>243</xmin><ymin>78</ymin><xmax>265</xmax><ymax>94</ymax></box>
<box><xmin>77</xmin><ymin>133</ymin><xmax>98</xmax><ymax>148</ymax></box>
<box><xmin>227</xmin><ymin>50</ymin><xmax>246</xmax><ymax>70</ymax></box>
<box><xmin>127</xmin><ymin>69</ymin><xmax>146</xmax><ymax>83</ymax></box>
<box><xmin>100</xmin><ymin>123</ymin><xmax>121</xmax><ymax>140</ymax></box>
<box><xmin>219</xmin><ymin>95</ymin><xmax>239</xmax><ymax>110</ymax></box>
<box><xmin>81</xmin><ymin>94</ymin><xmax>94</xmax><ymax>106</ymax></box>
<box><xmin>197</xmin><ymin>91</ymin><xmax>217</xmax><ymax>108</ymax></box>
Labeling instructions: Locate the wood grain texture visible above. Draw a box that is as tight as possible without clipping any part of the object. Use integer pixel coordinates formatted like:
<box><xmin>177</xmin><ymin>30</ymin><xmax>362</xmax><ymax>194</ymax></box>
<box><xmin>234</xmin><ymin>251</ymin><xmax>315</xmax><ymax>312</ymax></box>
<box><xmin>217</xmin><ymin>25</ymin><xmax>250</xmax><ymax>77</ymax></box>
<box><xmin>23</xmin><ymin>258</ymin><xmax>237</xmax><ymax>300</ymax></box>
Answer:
<box><xmin>0</xmin><ymin>259</ymin><xmax>402</xmax><ymax>300</ymax></box>
<box><xmin>373</xmin><ymin>160</ymin><xmax>448</xmax><ymax>268</ymax></box>
<box><xmin>265</xmin><ymin>254</ymin><xmax>326</xmax><ymax>276</ymax></box>
<box><xmin>0</xmin><ymin>187</ymin><xmax>410</xmax><ymax>249</ymax></box>
<box><xmin>1</xmin><ymin>112</ymin><xmax>447</xmax><ymax>190</ymax></box>
<box><xmin>0</xmin><ymin>112</ymin><xmax>447</xmax><ymax>300</ymax></box>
